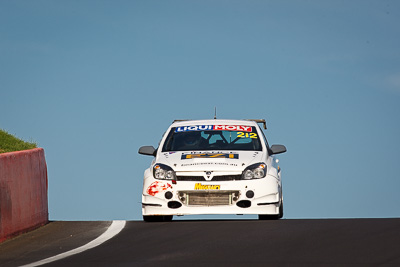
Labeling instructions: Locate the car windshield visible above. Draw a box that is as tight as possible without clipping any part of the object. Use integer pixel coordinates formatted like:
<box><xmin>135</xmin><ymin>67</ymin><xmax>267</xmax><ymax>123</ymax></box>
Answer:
<box><xmin>161</xmin><ymin>125</ymin><xmax>262</xmax><ymax>152</ymax></box>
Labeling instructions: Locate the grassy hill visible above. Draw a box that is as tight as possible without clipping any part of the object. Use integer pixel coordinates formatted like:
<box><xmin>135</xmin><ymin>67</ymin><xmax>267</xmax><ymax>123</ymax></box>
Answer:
<box><xmin>0</xmin><ymin>129</ymin><xmax>37</xmax><ymax>153</ymax></box>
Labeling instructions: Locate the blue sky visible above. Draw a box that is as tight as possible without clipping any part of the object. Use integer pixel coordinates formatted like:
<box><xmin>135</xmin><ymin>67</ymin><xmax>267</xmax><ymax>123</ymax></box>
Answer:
<box><xmin>1</xmin><ymin>0</ymin><xmax>399</xmax><ymax>220</ymax></box>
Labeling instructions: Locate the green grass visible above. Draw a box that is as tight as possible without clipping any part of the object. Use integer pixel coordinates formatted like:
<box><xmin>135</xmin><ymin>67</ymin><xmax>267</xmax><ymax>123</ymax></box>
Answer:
<box><xmin>0</xmin><ymin>129</ymin><xmax>37</xmax><ymax>153</ymax></box>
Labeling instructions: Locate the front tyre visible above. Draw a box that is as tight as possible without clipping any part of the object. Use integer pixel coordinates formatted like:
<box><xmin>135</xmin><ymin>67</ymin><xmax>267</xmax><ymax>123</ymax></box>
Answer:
<box><xmin>278</xmin><ymin>201</ymin><xmax>283</xmax><ymax>219</ymax></box>
<box><xmin>258</xmin><ymin>214</ymin><xmax>279</xmax><ymax>220</ymax></box>
<box><xmin>143</xmin><ymin>215</ymin><xmax>173</xmax><ymax>222</ymax></box>
<box><xmin>258</xmin><ymin>200</ymin><xmax>283</xmax><ymax>220</ymax></box>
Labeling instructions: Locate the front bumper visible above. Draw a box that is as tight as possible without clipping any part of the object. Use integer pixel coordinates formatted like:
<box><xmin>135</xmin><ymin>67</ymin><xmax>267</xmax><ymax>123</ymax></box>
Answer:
<box><xmin>142</xmin><ymin>175</ymin><xmax>281</xmax><ymax>216</ymax></box>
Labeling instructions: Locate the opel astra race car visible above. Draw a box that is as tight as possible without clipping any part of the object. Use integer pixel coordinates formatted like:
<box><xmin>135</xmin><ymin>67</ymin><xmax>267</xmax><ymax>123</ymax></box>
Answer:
<box><xmin>138</xmin><ymin>119</ymin><xmax>286</xmax><ymax>222</ymax></box>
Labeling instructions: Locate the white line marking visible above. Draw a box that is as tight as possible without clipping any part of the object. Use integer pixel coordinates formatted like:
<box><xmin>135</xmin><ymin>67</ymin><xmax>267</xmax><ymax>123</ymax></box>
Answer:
<box><xmin>20</xmin><ymin>220</ymin><xmax>126</xmax><ymax>267</ymax></box>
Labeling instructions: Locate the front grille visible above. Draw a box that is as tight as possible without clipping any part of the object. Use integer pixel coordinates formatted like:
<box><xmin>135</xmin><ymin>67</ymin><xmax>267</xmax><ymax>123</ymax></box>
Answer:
<box><xmin>177</xmin><ymin>176</ymin><xmax>205</xmax><ymax>181</ymax></box>
<box><xmin>176</xmin><ymin>175</ymin><xmax>242</xmax><ymax>181</ymax></box>
<box><xmin>212</xmin><ymin>175</ymin><xmax>241</xmax><ymax>181</ymax></box>
<box><xmin>185</xmin><ymin>191</ymin><xmax>238</xmax><ymax>206</ymax></box>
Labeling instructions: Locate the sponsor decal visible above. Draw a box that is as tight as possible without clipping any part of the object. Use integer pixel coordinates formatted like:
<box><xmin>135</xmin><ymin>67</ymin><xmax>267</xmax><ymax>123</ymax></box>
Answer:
<box><xmin>181</xmin><ymin>153</ymin><xmax>239</xmax><ymax>160</ymax></box>
<box><xmin>214</xmin><ymin>125</ymin><xmax>251</xmax><ymax>132</ymax></box>
<box><xmin>194</xmin><ymin>183</ymin><xmax>220</xmax><ymax>190</ymax></box>
<box><xmin>175</xmin><ymin>125</ymin><xmax>252</xmax><ymax>132</ymax></box>
<box><xmin>181</xmin><ymin>162</ymin><xmax>238</xmax><ymax>167</ymax></box>
<box><xmin>146</xmin><ymin>181</ymin><xmax>172</xmax><ymax>196</ymax></box>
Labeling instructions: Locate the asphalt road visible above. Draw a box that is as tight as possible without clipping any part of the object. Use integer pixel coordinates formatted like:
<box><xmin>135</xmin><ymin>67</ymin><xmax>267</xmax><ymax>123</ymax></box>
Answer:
<box><xmin>1</xmin><ymin>218</ymin><xmax>399</xmax><ymax>266</ymax></box>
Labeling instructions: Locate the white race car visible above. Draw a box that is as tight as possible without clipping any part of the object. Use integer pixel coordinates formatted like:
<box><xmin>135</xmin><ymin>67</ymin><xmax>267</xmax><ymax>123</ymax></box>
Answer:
<box><xmin>138</xmin><ymin>119</ymin><xmax>286</xmax><ymax>222</ymax></box>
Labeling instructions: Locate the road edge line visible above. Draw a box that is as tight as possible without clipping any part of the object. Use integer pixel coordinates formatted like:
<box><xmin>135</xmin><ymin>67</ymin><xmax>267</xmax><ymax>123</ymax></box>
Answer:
<box><xmin>20</xmin><ymin>220</ymin><xmax>126</xmax><ymax>267</ymax></box>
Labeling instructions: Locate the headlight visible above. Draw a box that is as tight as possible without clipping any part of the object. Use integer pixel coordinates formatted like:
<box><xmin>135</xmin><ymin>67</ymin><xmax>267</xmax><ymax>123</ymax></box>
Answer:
<box><xmin>153</xmin><ymin>164</ymin><xmax>176</xmax><ymax>180</ymax></box>
<box><xmin>242</xmin><ymin>163</ymin><xmax>267</xmax><ymax>180</ymax></box>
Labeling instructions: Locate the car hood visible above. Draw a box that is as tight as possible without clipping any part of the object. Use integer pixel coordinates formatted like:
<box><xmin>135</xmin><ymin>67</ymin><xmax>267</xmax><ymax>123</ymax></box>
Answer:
<box><xmin>157</xmin><ymin>151</ymin><xmax>265</xmax><ymax>172</ymax></box>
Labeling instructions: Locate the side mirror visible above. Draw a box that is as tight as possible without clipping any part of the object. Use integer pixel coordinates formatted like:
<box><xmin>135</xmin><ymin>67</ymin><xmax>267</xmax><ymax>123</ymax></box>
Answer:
<box><xmin>270</xmin><ymin>144</ymin><xmax>287</xmax><ymax>155</ymax></box>
<box><xmin>138</xmin><ymin>146</ymin><xmax>157</xmax><ymax>156</ymax></box>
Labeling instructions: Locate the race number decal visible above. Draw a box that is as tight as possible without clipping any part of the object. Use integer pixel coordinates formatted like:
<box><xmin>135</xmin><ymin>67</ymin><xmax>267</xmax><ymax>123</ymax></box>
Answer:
<box><xmin>237</xmin><ymin>132</ymin><xmax>258</xmax><ymax>139</ymax></box>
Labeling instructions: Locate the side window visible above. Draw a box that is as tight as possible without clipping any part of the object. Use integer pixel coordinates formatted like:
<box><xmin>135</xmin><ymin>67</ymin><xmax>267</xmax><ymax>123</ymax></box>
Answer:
<box><xmin>158</xmin><ymin>131</ymin><xmax>167</xmax><ymax>147</ymax></box>
<box><xmin>258</xmin><ymin>126</ymin><xmax>269</xmax><ymax>148</ymax></box>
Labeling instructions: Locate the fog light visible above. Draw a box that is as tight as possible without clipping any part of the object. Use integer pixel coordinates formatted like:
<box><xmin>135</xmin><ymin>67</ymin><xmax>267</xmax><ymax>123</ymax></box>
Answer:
<box><xmin>178</xmin><ymin>192</ymin><xmax>186</xmax><ymax>203</ymax></box>
<box><xmin>232</xmin><ymin>192</ymin><xmax>239</xmax><ymax>202</ymax></box>
<box><xmin>246</xmin><ymin>190</ymin><xmax>254</xmax><ymax>198</ymax></box>
<box><xmin>165</xmin><ymin>191</ymin><xmax>173</xmax><ymax>199</ymax></box>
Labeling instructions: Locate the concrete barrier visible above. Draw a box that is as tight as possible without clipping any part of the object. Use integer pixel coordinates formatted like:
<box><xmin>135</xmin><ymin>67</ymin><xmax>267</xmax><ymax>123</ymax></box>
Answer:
<box><xmin>0</xmin><ymin>148</ymin><xmax>48</xmax><ymax>243</ymax></box>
